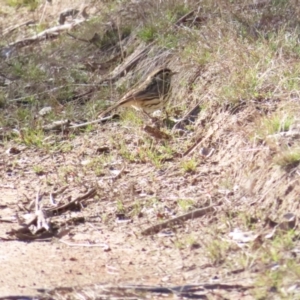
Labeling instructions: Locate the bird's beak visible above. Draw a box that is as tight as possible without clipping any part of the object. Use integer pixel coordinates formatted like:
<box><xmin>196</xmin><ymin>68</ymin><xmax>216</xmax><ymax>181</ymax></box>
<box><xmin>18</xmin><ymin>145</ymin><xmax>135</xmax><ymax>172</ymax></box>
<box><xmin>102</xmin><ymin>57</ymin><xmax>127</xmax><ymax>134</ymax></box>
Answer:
<box><xmin>171</xmin><ymin>71</ymin><xmax>178</xmax><ymax>76</ymax></box>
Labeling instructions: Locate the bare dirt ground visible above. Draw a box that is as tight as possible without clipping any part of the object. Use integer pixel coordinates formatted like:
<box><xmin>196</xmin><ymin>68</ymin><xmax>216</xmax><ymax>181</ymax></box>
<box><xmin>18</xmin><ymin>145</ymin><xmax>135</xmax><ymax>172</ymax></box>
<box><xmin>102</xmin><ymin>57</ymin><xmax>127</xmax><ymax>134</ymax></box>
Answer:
<box><xmin>1</xmin><ymin>129</ymin><xmax>254</xmax><ymax>299</ymax></box>
<box><xmin>1</xmin><ymin>1</ymin><xmax>300</xmax><ymax>299</ymax></box>
<box><xmin>0</xmin><ymin>126</ymin><xmax>235</xmax><ymax>294</ymax></box>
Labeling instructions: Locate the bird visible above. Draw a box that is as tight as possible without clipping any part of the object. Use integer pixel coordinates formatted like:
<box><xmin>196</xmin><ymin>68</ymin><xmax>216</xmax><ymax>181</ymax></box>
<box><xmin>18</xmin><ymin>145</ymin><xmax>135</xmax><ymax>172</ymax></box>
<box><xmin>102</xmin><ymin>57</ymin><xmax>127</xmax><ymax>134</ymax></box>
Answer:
<box><xmin>99</xmin><ymin>68</ymin><xmax>176</xmax><ymax>118</ymax></box>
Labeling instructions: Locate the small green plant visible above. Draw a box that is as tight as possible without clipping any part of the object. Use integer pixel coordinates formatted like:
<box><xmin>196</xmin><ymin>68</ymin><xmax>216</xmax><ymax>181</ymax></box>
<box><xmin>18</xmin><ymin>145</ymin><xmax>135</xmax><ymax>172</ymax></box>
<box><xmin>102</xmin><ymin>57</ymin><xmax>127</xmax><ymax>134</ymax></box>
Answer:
<box><xmin>166</xmin><ymin>4</ymin><xmax>190</xmax><ymax>22</ymax></box>
<box><xmin>173</xmin><ymin>239</ymin><xmax>185</xmax><ymax>249</ymax></box>
<box><xmin>206</xmin><ymin>239</ymin><xmax>230</xmax><ymax>266</ymax></box>
<box><xmin>138</xmin><ymin>25</ymin><xmax>157</xmax><ymax>42</ymax></box>
<box><xmin>121</xmin><ymin>110</ymin><xmax>144</xmax><ymax>126</ymax></box>
<box><xmin>275</xmin><ymin>148</ymin><xmax>300</xmax><ymax>169</ymax></box>
<box><xmin>131</xmin><ymin>200</ymin><xmax>142</xmax><ymax>217</ymax></box>
<box><xmin>0</xmin><ymin>92</ymin><xmax>6</xmax><ymax>109</ymax></box>
<box><xmin>180</xmin><ymin>158</ymin><xmax>197</xmax><ymax>173</ymax></box>
<box><xmin>58</xmin><ymin>142</ymin><xmax>73</xmax><ymax>153</ymax></box>
<box><xmin>157</xmin><ymin>31</ymin><xmax>179</xmax><ymax>49</ymax></box>
<box><xmin>69</xmin><ymin>68</ymin><xmax>89</xmax><ymax>84</ymax></box>
<box><xmin>58</xmin><ymin>165</ymin><xmax>76</xmax><ymax>184</ymax></box>
<box><xmin>238</xmin><ymin>212</ymin><xmax>260</xmax><ymax>231</ymax></box>
<box><xmin>18</xmin><ymin>129</ymin><xmax>46</xmax><ymax>148</ymax></box>
<box><xmin>183</xmin><ymin>44</ymin><xmax>212</xmax><ymax>66</ymax></box>
<box><xmin>101</xmin><ymin>213</ymin><xmax>109</xmax><ymax>224</ymax></box>
<box><xmin>250</xmin><ymin>113</ymin><xmax>295</xmax><ymax>145</ymax></box>
<box><xmin>94</xmin><ymin>165</ymin><xmax>104</xmax><ymax>177</ymax></box>
<box><xmin>33</xmin><ymin>165</ymin><xmax>44</xmax><ymax>176</ymax></box>
<box><xmin>14</xmin><ymin>107</ymin><xmax>34</xmax><ymax>124</ymax></box>
<box><xmin>5</xmin><ymin>0</ymin><xmax>39</xmax><ymax>10</ymax></box>
<box><xmin>146</xmin><ymin>197</ymin><xmax>160</xmax><ymax>208</ymax></box>
<box><xmin>118</xmin><ymin>142</ymin><xmax>138</xmax><ymax>162</ymax></box>
<box><xmin>185</xmin><ymin>234</ymin><xmax>198</xmax><ymax>247</ymax></box>
<box><xmin>136</xmin><ymin>140</ymin><xmax>174</xmax><ymax>168</ymax></box>
<box><xmin>253</xmin><ymin>269</ymin><xmax>284</xmax><ymax>299</ymax></box>
<box><xmin>143</xmin><ymin>147</ymin><xmax>163</xmax><ymax>168</ymax></box>
<box><xmin>116</xmin><ymin>200</ymin><xmax>125</xmax><ymax>213</ymax></box>
<box><xmin>218</xmin><ymin>178</ymin><xmax>233</xmax><ymax>190</ymax></box>
<box><xmin>260</xmin><ymin>114</ymin><xmax>294</xmax><ymax>136</ymax></box>
<box><xmin>252</xmin><ymin>230</ymin><xmax>300</xmax><ymax>297</ymax></box>
<box><xmin>177</xmin><ymin>199</ymin><xmax>195</xmax><ymax>212</ymax></box>
<box><xmin>88</xmin><ymin>158</ymin><xmax>105</xmax><ymax>177</ymax></box>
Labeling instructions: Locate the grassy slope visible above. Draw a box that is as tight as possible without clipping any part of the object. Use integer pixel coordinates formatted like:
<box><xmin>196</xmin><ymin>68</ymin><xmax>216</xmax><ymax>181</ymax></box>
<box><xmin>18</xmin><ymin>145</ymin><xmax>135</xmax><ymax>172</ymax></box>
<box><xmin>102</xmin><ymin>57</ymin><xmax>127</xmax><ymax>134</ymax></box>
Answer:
<box><xmin>1</xmin><ymin>0</ymin><xmax>300</xmax><ymax>298</ymax></box>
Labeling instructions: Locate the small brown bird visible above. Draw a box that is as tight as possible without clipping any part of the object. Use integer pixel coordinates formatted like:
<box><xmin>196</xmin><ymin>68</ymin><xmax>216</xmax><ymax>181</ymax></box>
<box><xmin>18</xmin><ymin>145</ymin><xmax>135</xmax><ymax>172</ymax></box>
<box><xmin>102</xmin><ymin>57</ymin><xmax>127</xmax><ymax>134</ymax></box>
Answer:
<box><xmin>99</xmin><ymin>68</ymin><xmax>176</xmax><ymax>118</ymax></box>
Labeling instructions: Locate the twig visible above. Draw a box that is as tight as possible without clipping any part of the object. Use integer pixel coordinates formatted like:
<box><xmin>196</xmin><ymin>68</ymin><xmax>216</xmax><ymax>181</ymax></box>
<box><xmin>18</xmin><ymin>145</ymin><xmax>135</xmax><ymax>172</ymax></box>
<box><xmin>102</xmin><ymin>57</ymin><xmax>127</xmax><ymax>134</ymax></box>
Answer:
<box><xmin>267</xmin><ymin>131</ymin><xmax>300</xmax><ymax>139</ymax></box>
<box><xmin>141</xmin><ymin>205</ymin><xmax>216</xmax><ymax>235</ymax></box>
<box><xmin>182</xmin><ymin>134</ymin><xmax>203</xmax><ymax>157</ymax></box>
<box><xmin>46</xmin><ymin>188</ymin><xmax>97</xmax><ymax>213</ymax></box>
<box><xmin>58</xmin><ymin>239</ymin><xmax>110</xmax><ymax>250</ymax></box>
<box><xmin>2</xmin><ymin>20</ymin><xmax>35</xmax><ymax>36</ymax></box>
<box><xmin>51</xmin><ymin>185</ymin><xmax>69</xmax><ymax>197</ymax></box>
<box><xmin>175</xmin><ymin>9</ymin><xmax>197</xmax><ymax>26</ymax></box>
<box><xmin>8</xmin><ymin>19</ymin><xmax>86</xmax><ymax>50</ymax></box>
<box><xmin>68</xmin><ymin>116</ymin><xmax>115</xmax><ymax>129</ymax></box>
<box><xmin>42</xmin><ymin>120</ymin><xmax>70</xmax><ymax>131</ymax></box>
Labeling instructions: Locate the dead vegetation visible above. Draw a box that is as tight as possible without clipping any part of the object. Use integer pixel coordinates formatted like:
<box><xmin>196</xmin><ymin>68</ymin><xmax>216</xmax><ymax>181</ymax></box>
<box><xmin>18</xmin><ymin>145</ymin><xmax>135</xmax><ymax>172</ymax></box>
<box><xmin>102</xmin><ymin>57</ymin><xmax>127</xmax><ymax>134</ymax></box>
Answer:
<box><xmin>1</xmin><ymin>0</ymin><xmax>300</xmax><ymax>299</ymax></box>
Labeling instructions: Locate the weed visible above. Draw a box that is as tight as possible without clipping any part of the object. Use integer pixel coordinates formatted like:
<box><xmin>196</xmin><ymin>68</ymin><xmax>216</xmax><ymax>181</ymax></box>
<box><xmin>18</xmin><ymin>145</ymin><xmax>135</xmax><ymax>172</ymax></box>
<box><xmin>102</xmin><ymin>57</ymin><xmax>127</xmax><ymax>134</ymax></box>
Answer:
<box><xmin>259</xmin><ymin>114</ymin><xmax>294</xmax><ymax>138</ymax></box>
<box><xmin>274</xmin><ymin>147</ymin><xmax>300</xmax><ymax>169</ymax></box>
<box><xmin>131</xmin><ymin>200</ymin><xmax>142</xmax><ymax>217</ymax></box>
<box><xmin>180</xmin><ymin>158</ymin><xmax>197</xmax><ymax>173</ymax></box>
<box><xmin>251</xmin><ymin>229</ymin><xmax>300</xmax><ymax>297</ymax></box>
<box><xmin>166</xmin><ymin>3</ymin><xmax>190</xmax><ymax>22</ymax></box>
<box><xmin>84</xmin><ymin>157</ymin><xmax>107</xmax><ymax>177</ymax></box>
<box><xmin>183</xmin><ymin>43</ymin><xmax>213</xmax><ymax>66</ymax></box>
<box><xmin>116</xmin><ymin>200</ymin><xmax>125</xmax><ymax>213</ymax></box>
<box><xmin>18</xmin><ymin>129</ymin><xmax>45</xmax><ymax>148</ymax></box>
<box><xmin>177</xmin><ymin>199</ymin><xmax>195</xmax><ymax>212</ymax></box>
<box><xmin>121</xmin><ymin>110</ymin><xmax>144</xmax><ymax>126</ymax></box>
<box><xmin>185</xmin><ymin>234</ymin><xmax>198</xmax><ymax>248</ymax></box>
<box><xmin>118</xmin><ymin>141</ymin><xmax>138</xmax><ymax>162</ymax></box>
<box><xmin>0</xmin><ymin>92</ymin><xmax>6</xmax><ymax>109</ymax></box>
<box><xmin>58</xmin><ymin>142</ymin><xmax>73</xmax><ymax>153</ymax></box>
<box><xmin>157</xmin><ymin>31</ymin><xmax>180</xmax><ymax>49</ymax></box>
<box><xmin>137</xmin><ymin>142</ymin><xmax>172</xmax><ymax>168</ymax></box>
<box><xmin>218</xmin><ymin>178</ymin><xmax>233</xmax><ymax>191</ymax></box>
<box><xmin>143</xmin><ymin>147</ymin><xmax>163</xmax><ymax>168</ymax></box>
<box><xmin>5</xmin><ymin>0</ymin><xmax>39</xmax><ymax>10</ymax></box>
<box><xmin>58</xmin><ymin>166</ymin><xmax>76</xmax><ymax>184</ymax></box>
<box><xmin>138</xmin><ymin>25</ymin><xmax>157</xmax><ymax>42</ymax></box>
<box><xmin>206</xmin><ymin>239</ymin><xmax>230</xmax><ymax>266</ymax></box>
<box><xmin>101</xmin><ymin>213</ymin><xmax>109</xmax><ymax>224</ymax></box>
<box><xmin>33</xmin><ymin>165</ymin><xmax>44</xmax><ymax>176</ymax></box>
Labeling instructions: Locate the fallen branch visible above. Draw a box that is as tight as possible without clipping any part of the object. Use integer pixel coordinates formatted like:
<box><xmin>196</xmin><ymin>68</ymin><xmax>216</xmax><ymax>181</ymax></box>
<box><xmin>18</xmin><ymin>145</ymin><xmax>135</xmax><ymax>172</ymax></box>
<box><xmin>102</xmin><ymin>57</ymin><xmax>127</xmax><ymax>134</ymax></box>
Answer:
<box><xmin>46</xmin><ymin>188</ymin><xmax>97</xmax><ymax>214</ymax></box>
<box><xmin>42</xmin><ymin>116</ymin><xmax>119</xmax><ymax>131</ymax></box>
<box><xmin>58</xmin><ymin>239</ymin><xmax>110</xmax><ymax>251</ymax></box>
<box><xmin>68</xmin><ymin>116</ymin><xmax>117</xmax><ymax>129</ymax></box>
<box><xmin>8</xmin><ymin>19</ymin><xmax>86</xmax><ymax>50</ymax></box>
<box><xmin>37</xmin><ymin>282</ymin><xmax>253</xmax><ymax>300</ymax></box>
<box><xmin>2</xmin><ymin>20</ymin><xmax>36</xmax><ymax>37</ymax></box>
<box><xmin>42</xmin><ymin>120</ymin><xmax>70</xmax><ymax>131</ymax></box>
<box><xmin>175</xmin><ymin>9</ymin><xmax>197</xmax><ymax>26</ymax></box>
<box><xmin>141</xmin><ymin>205</ymin><xmax>216</xmax><ymax>235</ymax></box>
